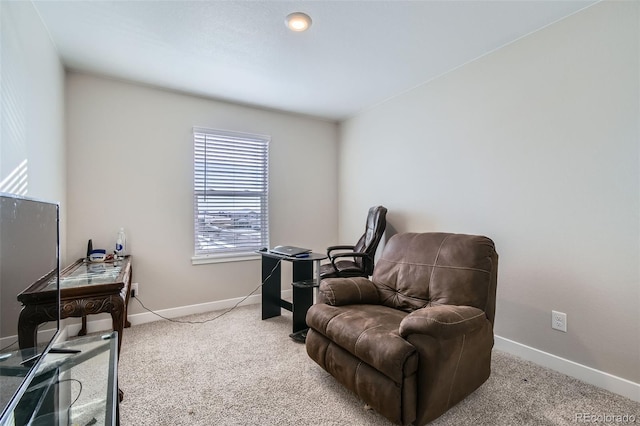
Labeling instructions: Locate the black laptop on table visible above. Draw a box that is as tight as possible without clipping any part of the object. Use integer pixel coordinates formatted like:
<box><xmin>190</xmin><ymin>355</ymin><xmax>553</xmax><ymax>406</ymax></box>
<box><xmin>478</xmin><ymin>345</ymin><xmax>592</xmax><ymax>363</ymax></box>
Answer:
<box><xmin>269</xmin><ymin>245</ymin><xmax>312</xmax><ymax>257</ymax></box>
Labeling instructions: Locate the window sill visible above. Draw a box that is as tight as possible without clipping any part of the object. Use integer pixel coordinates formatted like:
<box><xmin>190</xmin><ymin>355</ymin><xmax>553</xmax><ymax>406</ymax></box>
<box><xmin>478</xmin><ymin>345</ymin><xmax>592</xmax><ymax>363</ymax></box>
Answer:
<box><xmin>191</xmin><ymin>253</ymin><xmax>261</xmax><ymax>265</ymax></box>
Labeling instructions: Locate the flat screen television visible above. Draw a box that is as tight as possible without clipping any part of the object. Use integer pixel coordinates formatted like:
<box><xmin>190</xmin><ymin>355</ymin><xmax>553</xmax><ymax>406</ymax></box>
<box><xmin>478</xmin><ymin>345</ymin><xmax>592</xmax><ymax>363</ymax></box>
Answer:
<box><xmin>0</xmin><ymin>193</ymin><xmax>60</xmax><ymax>424</ymax></box>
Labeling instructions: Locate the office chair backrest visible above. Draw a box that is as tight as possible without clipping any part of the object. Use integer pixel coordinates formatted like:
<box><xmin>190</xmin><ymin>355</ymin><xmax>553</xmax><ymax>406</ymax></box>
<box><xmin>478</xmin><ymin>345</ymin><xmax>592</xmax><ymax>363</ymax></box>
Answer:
<box><xmin>354</xmin><ymin>205</ymin><xmax>388</xmax><ymax>275</ymax></box>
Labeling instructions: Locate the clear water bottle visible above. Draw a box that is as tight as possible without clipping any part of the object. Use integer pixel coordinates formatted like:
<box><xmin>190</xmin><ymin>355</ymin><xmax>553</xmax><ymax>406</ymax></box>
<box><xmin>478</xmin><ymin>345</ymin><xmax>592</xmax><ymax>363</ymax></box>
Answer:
<box><xmin>115</xmin><ymin>228</ymin><xmax>127</xmax><ymax>259</ymax></box>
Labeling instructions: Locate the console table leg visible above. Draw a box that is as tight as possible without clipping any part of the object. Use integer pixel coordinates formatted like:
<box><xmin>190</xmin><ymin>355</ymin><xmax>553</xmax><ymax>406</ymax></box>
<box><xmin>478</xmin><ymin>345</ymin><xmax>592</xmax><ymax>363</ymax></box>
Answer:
<box><xmin>78</xmin><ymin>315</ymin><xmax>87</xmax><ymax>336</ymax></box>
<box><xmin>18</xmin><ymin>305</ymin><xmax>58</xmax><ymax>350</ymax></box>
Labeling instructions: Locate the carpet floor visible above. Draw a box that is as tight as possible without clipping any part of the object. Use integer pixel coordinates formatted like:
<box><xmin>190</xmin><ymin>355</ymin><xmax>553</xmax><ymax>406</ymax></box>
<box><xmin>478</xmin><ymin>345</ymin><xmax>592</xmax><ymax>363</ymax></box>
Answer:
<box><xmin>118</xmin><ymin>304</ymin><xmax>639</xmax><ymax>425</ymax></box>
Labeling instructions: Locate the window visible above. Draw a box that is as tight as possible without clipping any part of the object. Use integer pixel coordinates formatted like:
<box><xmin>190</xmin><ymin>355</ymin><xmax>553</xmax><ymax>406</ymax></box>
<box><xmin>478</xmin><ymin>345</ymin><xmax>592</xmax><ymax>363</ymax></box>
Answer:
<box><xmin>193</xmin><ymin>127</ymin><xmax>269</xmax><ymax>260</ymax></box>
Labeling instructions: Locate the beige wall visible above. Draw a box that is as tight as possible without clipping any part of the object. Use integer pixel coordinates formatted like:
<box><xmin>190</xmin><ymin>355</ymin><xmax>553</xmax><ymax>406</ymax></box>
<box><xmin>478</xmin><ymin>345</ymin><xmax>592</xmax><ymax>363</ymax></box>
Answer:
<box><xmin>65</xmin><ymin>73</ymin><xmax>339</xmax><ymax>313</ymax></box>
<box><xmin>339</xmin><ymin>1</ymin><xmax>639</xmax><ymax>383</ymax></box>
<box><xmin>0</xmin><ymin>1</ymin><xmax>67</xmax><ymax>261</ymax></box>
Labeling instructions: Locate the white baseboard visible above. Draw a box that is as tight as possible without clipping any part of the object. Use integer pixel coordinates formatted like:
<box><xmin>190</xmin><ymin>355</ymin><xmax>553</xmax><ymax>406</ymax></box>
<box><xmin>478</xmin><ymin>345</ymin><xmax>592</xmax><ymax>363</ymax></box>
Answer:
<box><xmin>60</xmin><ymin>297</ymin><xmax>639</xmax><ymax>404</ymax></box>
<box><xmin>63</xmin><ymin>290</ymin><xmax>293</xmax><ymax>335</ymax></box>
<box><xmin>494</xmin><ymin>335</ymin><xmax>640</xmax><ymax>403</ymax></box>
<box><xmin>125</xmin><ymin>290</ymin><xmax>274</xmax><ymax>326</ymax></box>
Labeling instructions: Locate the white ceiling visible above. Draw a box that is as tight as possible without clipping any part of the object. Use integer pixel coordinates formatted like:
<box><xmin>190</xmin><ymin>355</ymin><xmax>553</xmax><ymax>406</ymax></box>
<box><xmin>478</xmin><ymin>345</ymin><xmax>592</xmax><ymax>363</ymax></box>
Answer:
<box><xmin>33</xmin><ymin>0</ymin><xmax>598</xmax><ymax>121</ymax></box>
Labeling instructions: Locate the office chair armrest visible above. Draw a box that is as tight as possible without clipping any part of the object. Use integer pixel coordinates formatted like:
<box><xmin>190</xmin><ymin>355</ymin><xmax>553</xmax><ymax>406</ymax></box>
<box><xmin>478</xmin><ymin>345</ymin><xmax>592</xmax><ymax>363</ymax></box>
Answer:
<box><xmin>326</xmin><ymin>245</ymin><xmax>356</xmax><ymax>258</ymax></box>
<box><xmin>399</xmin><ymin>305</ymin><xmax>487</xmax><ymax>339</ymax></box>
<box><xmin>330</xmin><ymin>252</ymin><xmax>368</xmax><ymax>259</ymax></box>
<box><xmin>329</xmin><ymin>252</ymin><xmax>369</xmax><ymax>270</ymax></box>
<box><xmin>317</xmin><ymin>277</ymin><xmax>380</xmax><ymax>306</ymax></box>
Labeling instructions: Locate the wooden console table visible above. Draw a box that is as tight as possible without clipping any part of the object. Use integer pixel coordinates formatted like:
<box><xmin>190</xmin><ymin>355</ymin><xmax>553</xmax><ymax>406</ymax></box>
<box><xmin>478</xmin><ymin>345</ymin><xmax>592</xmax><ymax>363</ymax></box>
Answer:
<box><xmin>17</xmin><ymin>256</ymin><xmax>132</xmax><ymax>360</ymax></box>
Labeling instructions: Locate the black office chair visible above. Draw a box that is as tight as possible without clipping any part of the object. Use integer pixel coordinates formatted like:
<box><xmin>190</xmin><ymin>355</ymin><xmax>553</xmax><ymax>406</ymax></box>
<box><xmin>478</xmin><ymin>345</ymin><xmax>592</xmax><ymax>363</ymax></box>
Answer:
<box><xmin>320</xmin><ymin>206</ymin><xmax>387</xmax><ymax>278</ymax></box>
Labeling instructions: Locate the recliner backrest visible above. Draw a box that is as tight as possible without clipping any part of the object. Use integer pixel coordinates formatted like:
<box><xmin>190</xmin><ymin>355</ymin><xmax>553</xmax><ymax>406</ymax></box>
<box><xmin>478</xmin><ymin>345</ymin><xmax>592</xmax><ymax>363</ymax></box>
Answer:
<box><xmin>371</xmin><ymin>232</ymin><xmax>498</xmax><ymax>323</ymax></box>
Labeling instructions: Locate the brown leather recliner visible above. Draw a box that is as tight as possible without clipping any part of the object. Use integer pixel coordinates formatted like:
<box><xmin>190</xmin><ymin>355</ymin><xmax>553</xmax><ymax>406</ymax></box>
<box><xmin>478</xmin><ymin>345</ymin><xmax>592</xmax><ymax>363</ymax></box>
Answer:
<box><xmin>305</xmin><ymin>232</ymin><xmax>498</xmax><ymax>425</ymax></box>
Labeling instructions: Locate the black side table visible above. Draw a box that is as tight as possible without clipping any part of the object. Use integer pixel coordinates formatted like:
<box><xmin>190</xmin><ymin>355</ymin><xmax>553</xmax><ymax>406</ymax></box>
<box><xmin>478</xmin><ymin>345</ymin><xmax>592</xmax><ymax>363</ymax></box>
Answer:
<box><xmin>258</xmin><ymin>251</ymin><xmax>326</xmax><ymax>341</ymax></box>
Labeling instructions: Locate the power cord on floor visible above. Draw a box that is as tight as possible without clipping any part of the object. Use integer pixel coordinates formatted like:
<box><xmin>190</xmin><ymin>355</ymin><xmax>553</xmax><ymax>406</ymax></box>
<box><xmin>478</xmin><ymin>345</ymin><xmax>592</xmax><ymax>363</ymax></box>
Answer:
<box><xmin>130</xmin><ymin>258</ymin><xmax>283</xmax><ymax>325</ymax></box>
<box><xmin>56</xmin><ymin>378</ymin><xmax>83</xmax><ymax>407</ymax></box>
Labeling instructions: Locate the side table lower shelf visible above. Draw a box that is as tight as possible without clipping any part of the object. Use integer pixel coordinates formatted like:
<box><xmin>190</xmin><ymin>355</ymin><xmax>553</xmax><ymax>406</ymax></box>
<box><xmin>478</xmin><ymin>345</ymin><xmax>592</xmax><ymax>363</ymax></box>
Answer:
<box><xmin>289</xmin><ymin>279</ymin><xmax>320</xmax><ymax>343</ymax></box>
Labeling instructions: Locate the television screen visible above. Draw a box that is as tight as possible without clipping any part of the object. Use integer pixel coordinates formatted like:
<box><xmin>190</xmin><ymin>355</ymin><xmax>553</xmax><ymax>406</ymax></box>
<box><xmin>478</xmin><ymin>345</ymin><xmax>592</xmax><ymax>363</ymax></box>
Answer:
<box><xmin>0</xmin><ymin>194</ymin><xmax>59</xmax><ymax>422</ymax></box>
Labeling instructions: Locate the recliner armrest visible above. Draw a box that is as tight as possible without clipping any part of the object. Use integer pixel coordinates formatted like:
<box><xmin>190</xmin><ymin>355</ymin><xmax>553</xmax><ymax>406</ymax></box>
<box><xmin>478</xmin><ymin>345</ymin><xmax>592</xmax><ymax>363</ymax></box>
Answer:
<box><xmin>318</xmin><ymin>277</ymin><xmax>380</xmax><ymax>306</ymax></box>
<box><xmin>399</xmin><ymin>305</ymin><xmax>487</xmax><ymax>339</ymax></box>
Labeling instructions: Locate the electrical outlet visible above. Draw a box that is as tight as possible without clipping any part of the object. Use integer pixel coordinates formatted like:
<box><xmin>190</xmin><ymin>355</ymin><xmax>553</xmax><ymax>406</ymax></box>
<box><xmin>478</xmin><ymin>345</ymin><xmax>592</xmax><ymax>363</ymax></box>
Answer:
<box><xmin>131</xmin><ymin>282</ymin><xmax>139</xmax><ymax>298</ymax></box>
<box><xmin>552</xmin><ymin>310</ymin><xmax>567</xmax><ymax>332</ymax></box>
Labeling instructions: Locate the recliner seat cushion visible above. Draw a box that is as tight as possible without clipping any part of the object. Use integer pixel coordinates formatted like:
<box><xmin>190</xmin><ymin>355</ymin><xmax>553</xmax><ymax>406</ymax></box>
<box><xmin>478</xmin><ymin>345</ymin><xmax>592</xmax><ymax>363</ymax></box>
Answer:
<box><xmin>306</xmin><ymin>303</ymin><xmax>418</xmax><ymax>383</ymax></box>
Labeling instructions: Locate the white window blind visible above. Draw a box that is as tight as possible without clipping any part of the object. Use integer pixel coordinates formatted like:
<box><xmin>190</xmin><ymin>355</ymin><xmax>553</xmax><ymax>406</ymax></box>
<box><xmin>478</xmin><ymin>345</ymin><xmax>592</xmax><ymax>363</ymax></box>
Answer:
<box><xmin>193</xmin><ymin>127</ymin><xmax>269</xmax><ymax>257</ymax></box>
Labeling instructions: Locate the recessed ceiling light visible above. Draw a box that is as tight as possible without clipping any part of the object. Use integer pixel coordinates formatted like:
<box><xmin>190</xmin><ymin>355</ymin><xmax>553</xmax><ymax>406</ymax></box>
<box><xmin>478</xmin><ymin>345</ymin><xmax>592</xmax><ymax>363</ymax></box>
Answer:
<box><xmin>286</xmin><ymin>12</ymin><xmax>312</xmax><ymax>32</ymax></box>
